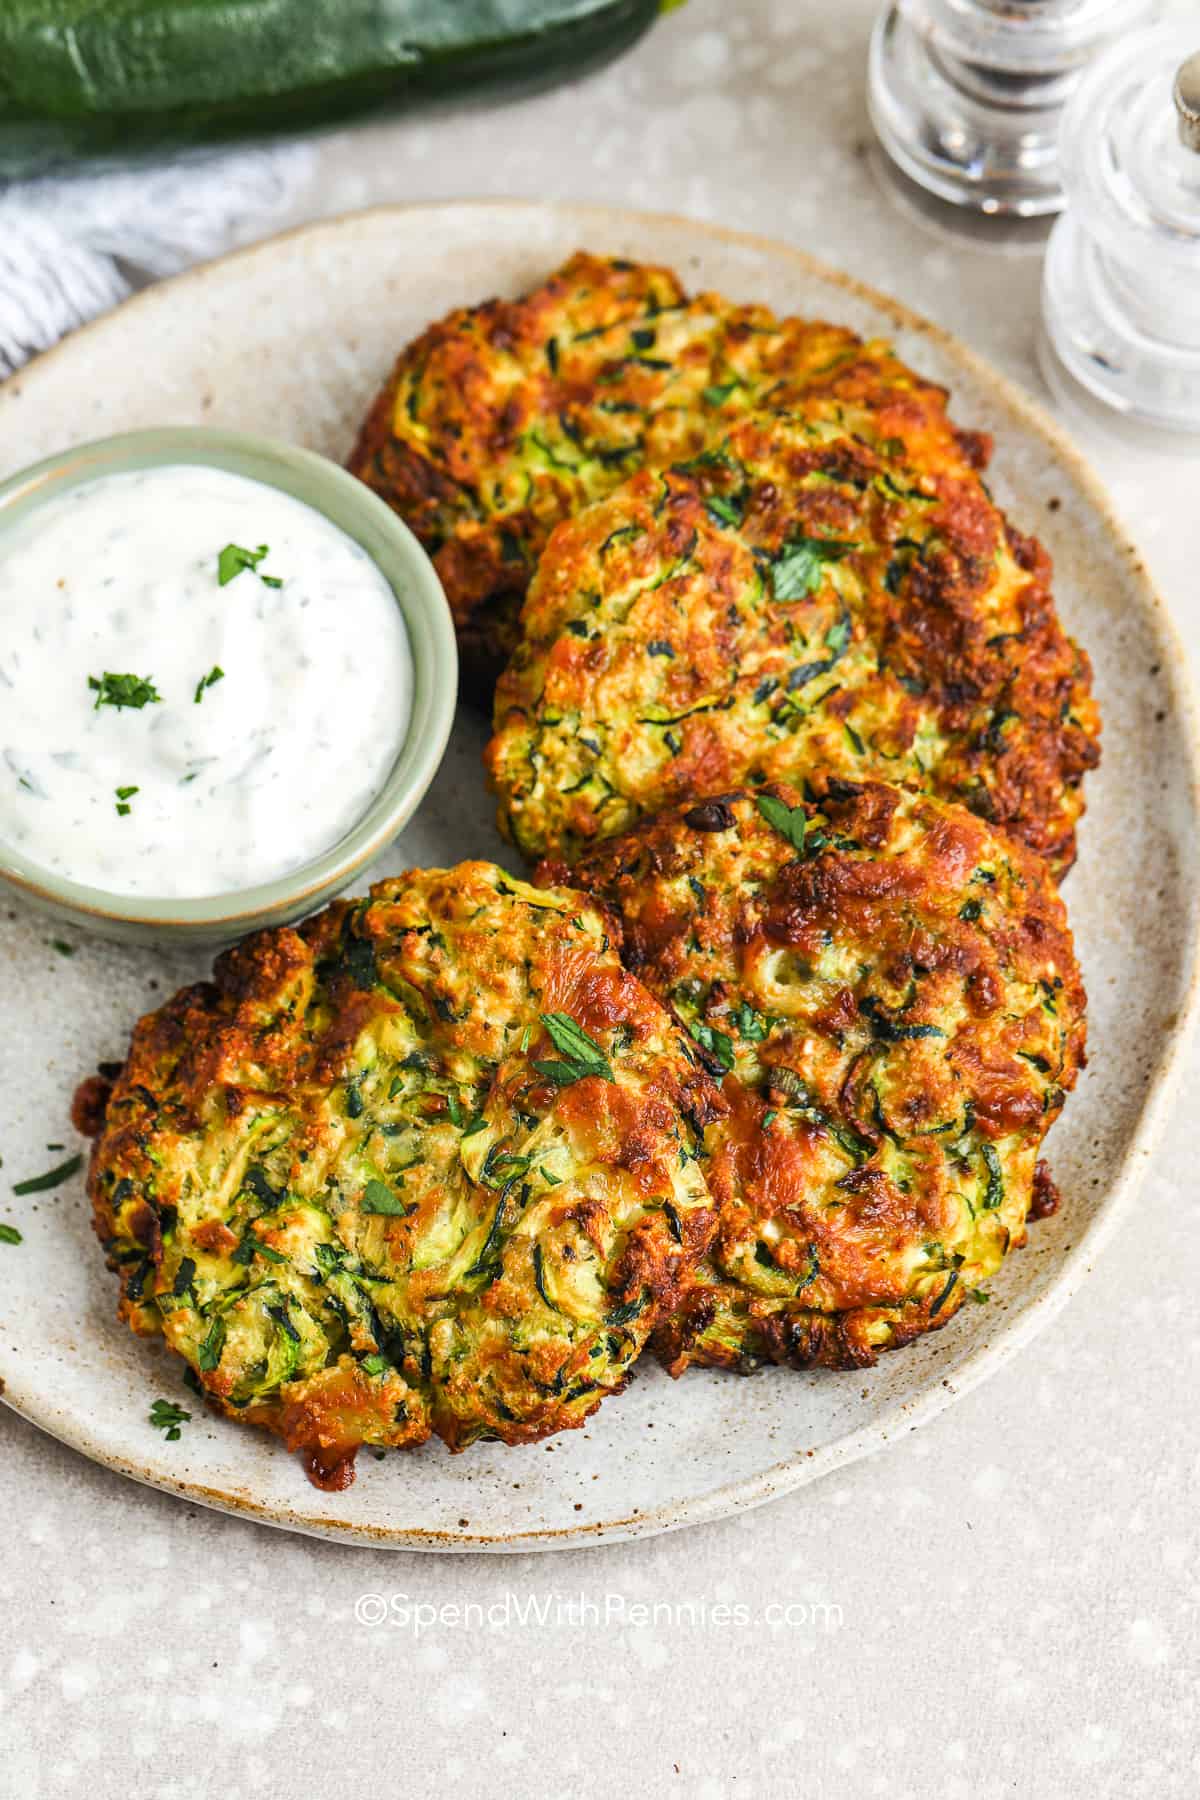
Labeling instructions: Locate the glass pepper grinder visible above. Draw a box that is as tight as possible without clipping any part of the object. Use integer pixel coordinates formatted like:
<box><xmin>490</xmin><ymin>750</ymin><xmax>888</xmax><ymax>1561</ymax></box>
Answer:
<box><xmin>867</xmin><ymin>0</ymin><xmax>1159</xmax><ymax>217</ymax></box>
<box><xmin>1041</xmin><ymin>26</ymin><xmax>1200</xmax><ymax>434</ymax></box>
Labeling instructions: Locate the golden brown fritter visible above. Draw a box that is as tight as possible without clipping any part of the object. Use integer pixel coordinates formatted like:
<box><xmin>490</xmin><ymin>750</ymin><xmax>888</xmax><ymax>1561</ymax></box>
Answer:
<box><xmin>552</xmin><ymin>779</ymin><xmax>1086</xmax><ymax>1372</ymax></box>
<box><xmin>348</xmin><ymin>250</ymin><xmax>991</xmax><ymax>697</ymax></box>
<box><xmin>489</xmin><ymin>409</ymin><xmax>1099</xmax><ymax>877</ymax></box>
<box><xmin>85</xmin><ymin>864</ymin><xmax>720</xmax><ymax>1485</ymax></box>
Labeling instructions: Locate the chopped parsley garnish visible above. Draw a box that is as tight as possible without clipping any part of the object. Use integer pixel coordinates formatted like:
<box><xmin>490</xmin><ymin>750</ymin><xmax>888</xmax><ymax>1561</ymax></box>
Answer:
<box><xmin>730</xmin><ymin>1000</ymin><xmax>770</xmax><ymax>1042</ymax></box>
<box><xmin>114</xmin><ymin>784</ymin><xmax>139</xmax><ymax>817</ymax></box>
<box><xmin>0</xmin><ymin>1223</ymin><xmax>22</xmax><ymax>1245</ymax></box>
<box><xmin>706</xmin><ymin>494</ymin><xmax>742</xmax><ymax>529</ymax></box>
<box><xmin>771</xmin><ymin>536</ymin><xmax>856</xmax><ymax>602</ymax></box>
<box><xmin>689</xmin><ymin>1020</ymin><xmax>735</xmax><ymax>1072</ymax></box>
<box><xmin>149</xmin><ymin>1398</ymin><xmax>191</xmax><ymax>1441</ymax></box>
<box><xmin>194</xmin><ymin>665</ymin><xmax>225</xmax><ymax>704</ymax></box>
<box><xmin>217</xmin><ymin>542</ymin><xmax>277</xmax><ymax>586</ymax></box>
<box><xmin>361</xmin><ymin>1179</ymin><xmax>410</xmax><ymax>1216</ymax></box>
<box><xmin>50</xmin><ymin>939</ymin><xmax>75</xmax><ymax>957</ymax></box>
<box><xmin>88</xmin><ymin>672</ymin><xmax>161</xmax><ymax>712</ymax></box>
<box><xmin>360</xmin><ymin>1352</ymin><xmax>390</xmax><ymax>1377</ymax></box>
<box><xmin>196</xmin><ymin>1316</ymin><xmax>226</xmax><ymax>1372</ymax></box>
<box><xmin>755</xmin><ymin>793</ymin><xmax>810</xmax><ymax>855</ymax></box>
<box><xmin>241</xmin><ymin>1165</ymin><xmax>284</xmax><ymax>1209</ymax></box>
<box><xmin>533</xmin><ymin>1012</ymin><xmax>614</xmax><ymax>1087</ymax></box>
<box><xmin>824</xmin><ymin>615</ymin><xmax>851</xmax><ymax>657</ymax></box>
<box><xmin>703</xmin><ymin>381</ymin><xmax>737</xmax><ymax>407</ymax></box>
<box><xmin>12</xmin><ymin>1153</ymin><xmax>82</xmax><ymax>1195</ymax></box>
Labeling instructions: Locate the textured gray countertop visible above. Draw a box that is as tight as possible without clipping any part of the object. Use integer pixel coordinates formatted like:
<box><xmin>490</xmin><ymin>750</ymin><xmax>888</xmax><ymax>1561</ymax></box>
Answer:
<box><xmin>1</xmin><ymin>3</ymin><xmax>1197</xmax><ymax>1795</ymax></box>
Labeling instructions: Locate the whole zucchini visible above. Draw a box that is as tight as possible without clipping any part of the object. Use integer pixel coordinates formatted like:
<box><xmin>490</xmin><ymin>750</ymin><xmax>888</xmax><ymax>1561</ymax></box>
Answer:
<box><xmin>0</xmin><ymin>0</ymin><xmax>680</xmax><ymax>176</ymax></box>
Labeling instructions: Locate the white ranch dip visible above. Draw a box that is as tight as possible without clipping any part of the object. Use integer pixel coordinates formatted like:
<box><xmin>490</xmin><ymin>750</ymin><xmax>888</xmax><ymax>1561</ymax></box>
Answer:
<box><xmin>0</xmin><ymin>463</ymin><xmax>413</xmax><ymax>898</ymax></box>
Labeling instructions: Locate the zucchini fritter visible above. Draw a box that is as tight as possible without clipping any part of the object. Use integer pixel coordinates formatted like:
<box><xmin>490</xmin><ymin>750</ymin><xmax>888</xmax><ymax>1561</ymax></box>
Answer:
<box><xmin>349</xmin><ymin>251</ymin><xmax>990</xmax><ymax>696</ymax></box>
<box><xmin>86</xmin><ymin>864</ymin><xmax>720</xmax><ymax>1483</ymax></box>
<box><xmin>552</xmin><ymin>780</ymin><xmax>1086</xmax><ymax>1372</ymax></box>
<box><xmin>489</xmin><ymin>409</ymin><xmax>1099</xmax><ymax>876</ymax></box>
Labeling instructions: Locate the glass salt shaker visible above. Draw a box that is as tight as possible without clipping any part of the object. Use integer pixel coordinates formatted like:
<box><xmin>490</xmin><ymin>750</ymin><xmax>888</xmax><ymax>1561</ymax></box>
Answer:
<box><xmin>1041</xmin><ymin>26</ymin><xmax>1200</xmax><ymax>434</ymax></box>
<box><xmin>867</xmin><ymin>0</ymin><xmax>1158</xmax><ymax>217</ymax></box>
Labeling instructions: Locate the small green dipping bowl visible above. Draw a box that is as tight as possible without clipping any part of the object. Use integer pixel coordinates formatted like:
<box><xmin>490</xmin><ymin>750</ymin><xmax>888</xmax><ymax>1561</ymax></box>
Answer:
<box><xmin>0</xmin><ymin>427</ymin><xmax>458</xmax><ymax>946</ymax></box>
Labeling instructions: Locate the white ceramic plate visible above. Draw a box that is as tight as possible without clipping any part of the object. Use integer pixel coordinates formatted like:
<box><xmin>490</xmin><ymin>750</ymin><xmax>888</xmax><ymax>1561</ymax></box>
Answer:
<box><xmin>0</xmin><ymin>203</ymin><xmax>1195</xmax><ymax>1552</ymax></box>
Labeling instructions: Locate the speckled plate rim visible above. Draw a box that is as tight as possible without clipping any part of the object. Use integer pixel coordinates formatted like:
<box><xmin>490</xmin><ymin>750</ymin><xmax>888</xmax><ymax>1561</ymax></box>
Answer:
<box><xmin>2</xmin><ymin>200</ymin><xmax>1197</xmax><ymax>1553</ymax></box>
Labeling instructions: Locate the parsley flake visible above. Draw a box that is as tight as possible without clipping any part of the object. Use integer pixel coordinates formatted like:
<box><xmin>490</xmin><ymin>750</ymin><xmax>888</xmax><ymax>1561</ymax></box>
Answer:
<box><xmin>0</xmin><ymin>1223</ymin><xmax>22</xmax><ymax>1245</ymax></box>
<box><xmin>193</xmin><ymin>665</ymin><xmax>225</xmax><ymax>704</ymax></box>
<box><xmin>149</xmin><ymin>1398</ymin><xmax>191</xmax><ymax>1441</ymax></box>
<box><xmin>730</xmin><ymin>1000</ymin><xmax>770</xmax><ymax>1042</ymax></box>
<box><xmin>217</xmin><ymin>542</ymin><xmax>274</xmax><ymax>586</ymax></box>
<box><xmin>88</xmin><ymin>672</ymin><xmax>161</xmax><ymax>712</ymax></box>
<box><xmin>706</xmin><ymin>494</ymin><xmax>742</xmax><ymax>529</ymax></box>
<box><xmin>771</xmin><ymin>536</ymin><xmax>857</xmax><ymax>602</ymax></box>
<box><xmin>196</xmin><ymin>1316</ymin><xmax>226</xmax><ymax>1372</ymax></box>
<box><xmin>755</xmin><ymin>793</ymin><xmax>810</xmax><ymax>855</ymax></box>
<box><xmin>825</xmin><ymin>615</ymin><xmax>851</xmax><ymax>657</ymax></box>
<box><xmin>533</xmin><ymin>1012</ymin><xmax>614</xmax><ymax>1087</ymax></box>
<box><xmin>361</xmin><ymin>1179</ymin><xmax>411</xmax><ymax>1217</ymax></box>
<box><xmin>689</xmin><ymin>1020</ymin><xmax>735</xmax><ymax>1072</ymax></box>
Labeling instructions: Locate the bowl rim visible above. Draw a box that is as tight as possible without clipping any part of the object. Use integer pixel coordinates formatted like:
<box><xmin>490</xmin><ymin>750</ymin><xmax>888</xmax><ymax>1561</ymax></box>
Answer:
<box><xmin>0</xmin><ymin>425</ymin><xmax>458</xmax><ymax>928</ymax></box>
